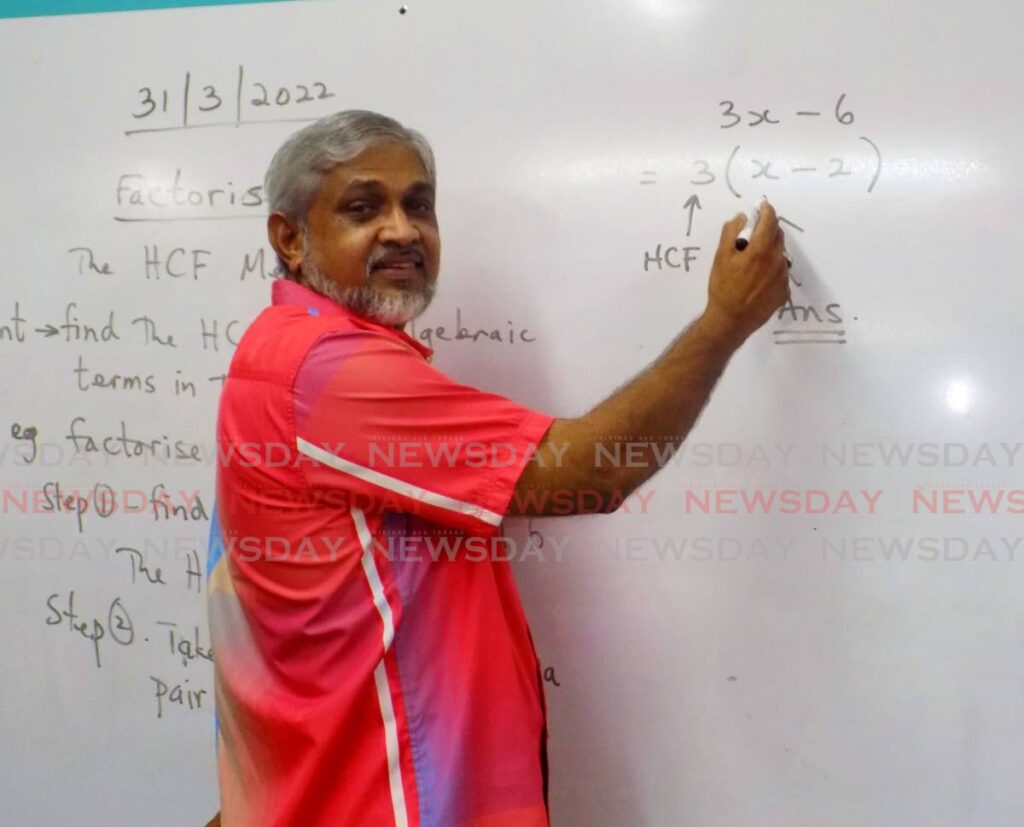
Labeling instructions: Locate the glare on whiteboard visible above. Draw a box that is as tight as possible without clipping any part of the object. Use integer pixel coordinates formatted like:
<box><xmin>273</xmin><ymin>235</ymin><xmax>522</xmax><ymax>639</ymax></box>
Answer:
<box><xmin>631</xmin><ymin>0</ymin><xmax>697</xmax><ymax>20</ymax></box>
<box><xmin>944</xmin><ymin>379</ymin><xmax>974</xmax><ymax>414</ymax></box>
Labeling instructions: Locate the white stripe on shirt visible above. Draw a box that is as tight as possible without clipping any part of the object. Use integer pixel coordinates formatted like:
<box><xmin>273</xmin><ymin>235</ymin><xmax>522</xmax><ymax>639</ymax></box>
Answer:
<box><xmin>297</xmin><ymin>436</ymin><xmax>503</xmax><ymax>527</ymax></box>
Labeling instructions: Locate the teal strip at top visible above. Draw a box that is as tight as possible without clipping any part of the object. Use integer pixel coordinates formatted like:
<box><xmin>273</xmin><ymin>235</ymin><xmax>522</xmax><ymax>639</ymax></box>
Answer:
<box><xmin>0</xmin><ymin>0</ymin><xmax>289</xmax><ymax>19</ymax></box>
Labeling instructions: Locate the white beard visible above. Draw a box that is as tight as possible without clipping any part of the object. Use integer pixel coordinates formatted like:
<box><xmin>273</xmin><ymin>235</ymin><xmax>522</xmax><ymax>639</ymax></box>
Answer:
<box><xmin>300</xmin><ymin>240</ymin><xmax>435</xmax><ymax>327</ymax></box>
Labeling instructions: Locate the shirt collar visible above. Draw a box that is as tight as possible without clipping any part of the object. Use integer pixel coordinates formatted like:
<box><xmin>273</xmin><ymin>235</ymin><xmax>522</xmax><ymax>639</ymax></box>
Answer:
<box><xmin>271</xmin><ymin>278</ymin><xmax>433</xmax><ymax>360</ymax></box>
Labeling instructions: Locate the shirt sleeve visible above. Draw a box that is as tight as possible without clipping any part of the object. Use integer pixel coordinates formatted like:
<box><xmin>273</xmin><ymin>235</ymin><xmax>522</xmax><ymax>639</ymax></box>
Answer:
<box><xmin>292</xmin><ymin>327</ymin><xmax>555</xmax><ymax>536</ymax></box>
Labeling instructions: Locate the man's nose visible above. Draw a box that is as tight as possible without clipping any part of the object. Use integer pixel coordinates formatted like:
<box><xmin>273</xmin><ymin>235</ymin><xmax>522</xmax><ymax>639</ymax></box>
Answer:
<box><xmin>379</xmin><ymin>205</ymin><xmax>419</xmax><ymax>245</ymax></box>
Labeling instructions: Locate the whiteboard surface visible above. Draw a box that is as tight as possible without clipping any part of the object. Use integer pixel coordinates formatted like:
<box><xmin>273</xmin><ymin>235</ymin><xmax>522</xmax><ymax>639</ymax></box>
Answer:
<box><xmin>1</xmin><ymin>1</ymin><xmax>1021</xmax><ymax>824</ymax></box>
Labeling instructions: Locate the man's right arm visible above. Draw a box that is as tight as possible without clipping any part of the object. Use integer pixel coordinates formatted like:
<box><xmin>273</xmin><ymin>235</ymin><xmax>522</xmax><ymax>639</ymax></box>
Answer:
<box><xmin>509</xmin><ymin>202</ymin><xmax>790</xmax><ymax>515</ymax></box>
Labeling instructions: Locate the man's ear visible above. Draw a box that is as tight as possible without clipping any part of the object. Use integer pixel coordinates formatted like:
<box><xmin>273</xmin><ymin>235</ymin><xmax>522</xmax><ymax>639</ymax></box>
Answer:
<box><xmin>267</xmin><ymin>212</ymin><xmax>304</xmax><ymax>276</ymax></box>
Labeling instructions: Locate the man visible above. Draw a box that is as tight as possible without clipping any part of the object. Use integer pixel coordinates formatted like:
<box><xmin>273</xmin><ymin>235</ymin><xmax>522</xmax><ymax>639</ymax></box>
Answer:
<box><xmin>206</xmin><ymin>110</ymin><xmax>788</xmax><ymax>827</ymax></box>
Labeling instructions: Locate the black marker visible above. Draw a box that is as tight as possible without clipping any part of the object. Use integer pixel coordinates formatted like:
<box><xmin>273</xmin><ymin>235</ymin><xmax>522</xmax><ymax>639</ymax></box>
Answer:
<box><xmin>735</xmin><ymin>200</ymin><xmax>792</xmax><ymax>267</ymax></box>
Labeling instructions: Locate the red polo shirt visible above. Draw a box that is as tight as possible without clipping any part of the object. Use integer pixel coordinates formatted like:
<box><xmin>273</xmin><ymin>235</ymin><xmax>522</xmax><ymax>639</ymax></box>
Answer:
<box><xmin>208</xmin><ymin>279</ymin><xmax>554</xmax><ymax>826</ymax></box>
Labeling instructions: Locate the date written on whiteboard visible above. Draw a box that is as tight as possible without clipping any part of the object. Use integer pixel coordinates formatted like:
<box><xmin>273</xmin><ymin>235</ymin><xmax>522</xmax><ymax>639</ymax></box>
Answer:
<box><xmin>127</xmin><ymin>66</ymin><xmax>335</xmax><ymax>135</ymax></box>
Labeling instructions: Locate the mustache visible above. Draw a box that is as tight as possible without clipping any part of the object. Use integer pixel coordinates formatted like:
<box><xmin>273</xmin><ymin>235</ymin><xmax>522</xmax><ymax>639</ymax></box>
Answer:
<box><xmin>366</xmin><ymin>245</ymin><xmax>427</xmax><ymax>273</ymax></box>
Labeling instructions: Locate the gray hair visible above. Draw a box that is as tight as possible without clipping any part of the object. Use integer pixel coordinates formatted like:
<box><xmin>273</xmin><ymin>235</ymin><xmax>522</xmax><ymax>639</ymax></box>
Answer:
<box><xmin>264</xmin><ymin>110</ymin><xmax>436</xmax><ymax>277</ymax></box>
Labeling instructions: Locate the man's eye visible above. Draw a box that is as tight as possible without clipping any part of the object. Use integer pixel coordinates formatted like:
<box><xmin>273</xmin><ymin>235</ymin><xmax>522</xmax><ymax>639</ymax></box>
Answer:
<box><xmin>409</xmin><ymin>200</ymin><xmax>434</xmax><ymax>213</ymax></box>
<box><xmin>346</xmin><ymin>203</ymin><xmax>375</xmax><ymax>217</ymax></box>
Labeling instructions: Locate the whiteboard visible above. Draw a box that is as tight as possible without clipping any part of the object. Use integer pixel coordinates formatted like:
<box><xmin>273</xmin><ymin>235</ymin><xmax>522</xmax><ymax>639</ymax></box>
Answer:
<box><xmin>1</xmin><ymin>1</ymin><xmax>1022</xmax><ymax>824</ymax></box>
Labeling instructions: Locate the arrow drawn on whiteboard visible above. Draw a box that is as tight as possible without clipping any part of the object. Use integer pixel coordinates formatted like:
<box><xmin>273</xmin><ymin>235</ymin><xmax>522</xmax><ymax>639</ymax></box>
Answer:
<box><xmin>683</xmin><ymin>195</ymin><xmax>702</xmax><ymax>237</ymax></box>
<box><xmin>775</xmin><ymin>213</ymin><xmax>804</xmax><ymax>286</ymax></box>
<box><xmin>778</xmin><ymin>215</ymin><xmax>804</xmax><ymax>233</ymax></box>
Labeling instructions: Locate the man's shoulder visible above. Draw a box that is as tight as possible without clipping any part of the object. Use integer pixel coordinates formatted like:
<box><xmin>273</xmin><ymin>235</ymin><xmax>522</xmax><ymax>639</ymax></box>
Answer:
<box><xmin>228</xmin><ymin>305</ymin><xmax>356</xmax><ymax>383</ymax></box>
<box><xmin>225</xmin><ymin>302</ymin><xmax>432</xmax><ymax>403</ymax></box>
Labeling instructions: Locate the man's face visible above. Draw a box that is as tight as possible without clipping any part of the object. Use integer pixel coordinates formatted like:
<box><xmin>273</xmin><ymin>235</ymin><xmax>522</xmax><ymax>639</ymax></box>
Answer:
<box><xmin>299</xmin><ymin>141</ymin><xmax>440</xmax><ymax>324</ymax></box>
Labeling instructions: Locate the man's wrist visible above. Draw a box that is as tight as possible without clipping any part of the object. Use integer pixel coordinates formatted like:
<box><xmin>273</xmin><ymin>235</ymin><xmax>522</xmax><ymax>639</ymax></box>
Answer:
<box><xmin>694</xmin><ymin>305</ymin><xmax>749</xmax><ymax>350</ymax></box>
